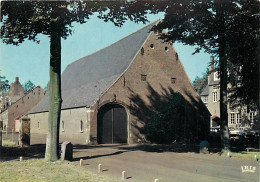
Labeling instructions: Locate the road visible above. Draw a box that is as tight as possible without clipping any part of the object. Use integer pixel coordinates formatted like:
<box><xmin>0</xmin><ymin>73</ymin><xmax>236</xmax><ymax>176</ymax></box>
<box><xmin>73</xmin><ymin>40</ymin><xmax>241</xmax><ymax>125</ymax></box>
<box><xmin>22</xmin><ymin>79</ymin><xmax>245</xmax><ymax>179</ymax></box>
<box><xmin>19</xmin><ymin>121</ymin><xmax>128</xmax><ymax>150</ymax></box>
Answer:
<box><xmin>72</xmin><ymin>145</ymin><xmax>259</xmax><ymax>182</ymax></box>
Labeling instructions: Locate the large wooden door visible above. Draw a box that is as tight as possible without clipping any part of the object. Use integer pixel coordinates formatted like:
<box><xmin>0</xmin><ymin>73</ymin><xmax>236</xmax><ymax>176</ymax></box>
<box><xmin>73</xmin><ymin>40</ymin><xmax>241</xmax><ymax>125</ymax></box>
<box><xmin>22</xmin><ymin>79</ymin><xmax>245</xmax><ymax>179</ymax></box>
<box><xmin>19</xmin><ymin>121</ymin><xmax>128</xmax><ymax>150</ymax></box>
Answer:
<box><xmin>97</xmin><ymin>104</ymin><xmax>127</xmax><ymax>144</ymax></box>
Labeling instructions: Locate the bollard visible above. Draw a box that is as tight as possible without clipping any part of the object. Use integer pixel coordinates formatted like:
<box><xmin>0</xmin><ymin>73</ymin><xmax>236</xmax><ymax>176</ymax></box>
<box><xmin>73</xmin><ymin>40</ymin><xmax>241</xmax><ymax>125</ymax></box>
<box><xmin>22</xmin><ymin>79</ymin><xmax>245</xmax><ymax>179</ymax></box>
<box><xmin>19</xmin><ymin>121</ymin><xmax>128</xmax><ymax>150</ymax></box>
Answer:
<box><xmin>20</xmin><ymin>156</ymin><xmax>23</xmax><ymax>161</ymax></box>
<box><xmin>122</xmin><ymin>171</ymin><xmax>126</xmax><ymax>180</ymax></box>
<box><xmin>227</xmin><ymin>152</ymin><xmax>230</xmax><ymax>157</ymax></box>
<box><xmin>80</xmin><ymin>159</ymin><xmax>83</xmax><ymax>166</ymax></box>
<box><xmin>154</xmin><ymin>179</ymin><xmax>159</xmax><ymax>182</ymax></box>
<box><xmin>254</xmin><ymin>155</ymin><xmax>258</xmax><ymax>161</ymax></box>
<box><xmin>98</xmin><ymin>164</ymin><xmax>102</xmax><ymax>173</ymax></box>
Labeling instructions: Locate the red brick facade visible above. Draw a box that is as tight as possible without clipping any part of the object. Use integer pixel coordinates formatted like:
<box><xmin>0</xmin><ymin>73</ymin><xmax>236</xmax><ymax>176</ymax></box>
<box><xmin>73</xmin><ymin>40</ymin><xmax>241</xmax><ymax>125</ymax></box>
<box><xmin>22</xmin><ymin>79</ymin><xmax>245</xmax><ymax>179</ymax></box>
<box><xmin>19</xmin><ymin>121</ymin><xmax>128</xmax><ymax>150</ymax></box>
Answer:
<box><xmin>6</xmin><ymin>86</ymin><xmax>45</xmax><ymax>131</ymax></box>
<box><xmin>90</xmin><ymin>32</ymin><xmax>210</xmax><ymax>143</ymax></box>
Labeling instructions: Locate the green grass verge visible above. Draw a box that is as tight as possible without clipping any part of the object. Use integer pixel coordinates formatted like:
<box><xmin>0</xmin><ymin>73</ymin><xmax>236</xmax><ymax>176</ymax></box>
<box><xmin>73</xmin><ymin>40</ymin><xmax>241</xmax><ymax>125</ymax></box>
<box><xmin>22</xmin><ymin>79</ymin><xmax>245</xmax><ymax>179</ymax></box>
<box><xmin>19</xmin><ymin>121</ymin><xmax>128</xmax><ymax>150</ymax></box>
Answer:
<box><xmin>221</xmin><ymin>151</ymin><xmax>260</xmax><ymax>160</ymax></box>
<box><xmin>0</xmin><ymin>159</ymin><xmax>117</xmax><ymax>182</ymax></box>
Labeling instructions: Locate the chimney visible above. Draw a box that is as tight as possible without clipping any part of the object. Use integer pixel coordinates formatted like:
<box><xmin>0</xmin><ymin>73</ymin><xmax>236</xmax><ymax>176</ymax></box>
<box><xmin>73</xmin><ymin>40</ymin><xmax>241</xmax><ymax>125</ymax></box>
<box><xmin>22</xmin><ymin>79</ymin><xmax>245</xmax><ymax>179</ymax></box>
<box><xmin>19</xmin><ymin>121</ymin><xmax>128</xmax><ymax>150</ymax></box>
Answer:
<box><xmin>15</xmin><ymin>77</ymin><xmax>19</xmax><ymax>82</ymax></box>
<box><xmin>208</xmin><ymin>56</ymin><xmax>214</xmax><ymax>84</ymax></box>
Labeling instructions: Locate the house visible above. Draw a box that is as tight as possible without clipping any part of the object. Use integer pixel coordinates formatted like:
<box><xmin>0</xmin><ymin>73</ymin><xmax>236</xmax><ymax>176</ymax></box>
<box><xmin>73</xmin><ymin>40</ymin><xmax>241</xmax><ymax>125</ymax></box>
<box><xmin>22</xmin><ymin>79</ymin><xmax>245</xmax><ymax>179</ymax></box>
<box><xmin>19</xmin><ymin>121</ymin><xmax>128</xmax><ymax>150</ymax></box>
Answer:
<box><xmin>0</xmin><ymin>79</ymin><xmax>45</xmax><ymax>131</ymax></box>
<box><xmin>0</xmin><ymin>77</ymin><xmax>25</xmax><ymax>112</ymax></box>
<box><xmin>28</xmin><ymin>21</ymin><xmax>210</xmax><ymax>144</ymax></box>
<box><xmin>200</xmin><ymin>57</ymin><xmax>257</xmax><ymax>130</ymax></box>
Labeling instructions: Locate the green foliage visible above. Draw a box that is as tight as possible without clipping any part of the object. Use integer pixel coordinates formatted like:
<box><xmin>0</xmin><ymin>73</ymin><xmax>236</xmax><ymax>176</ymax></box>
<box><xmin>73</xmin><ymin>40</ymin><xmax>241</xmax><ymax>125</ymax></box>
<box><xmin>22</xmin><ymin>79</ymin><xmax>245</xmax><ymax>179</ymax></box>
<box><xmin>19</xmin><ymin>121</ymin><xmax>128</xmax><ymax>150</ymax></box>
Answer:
<box><xmin>152</xmin><ymin>0</ymin><xmax>259</xmax><ymax>107</ymax></box>
<box><xmin>144</xmin><ymin>93</ymin><xmax>188</xmax><ymax>144</ymax></box>
<box><xmin>23</xmin><ymin>80</ymin><xmax>35</xmax><ymax>92</ymax></box>
<box><xmin>0</xmin><ymin>72</ymin><xmax>10</xmax><ymax>92</ymax></box>
<box><xmin>192</xmin><ymin>74</ymin><xmax>207</xmax><ymax>95</ymax></box>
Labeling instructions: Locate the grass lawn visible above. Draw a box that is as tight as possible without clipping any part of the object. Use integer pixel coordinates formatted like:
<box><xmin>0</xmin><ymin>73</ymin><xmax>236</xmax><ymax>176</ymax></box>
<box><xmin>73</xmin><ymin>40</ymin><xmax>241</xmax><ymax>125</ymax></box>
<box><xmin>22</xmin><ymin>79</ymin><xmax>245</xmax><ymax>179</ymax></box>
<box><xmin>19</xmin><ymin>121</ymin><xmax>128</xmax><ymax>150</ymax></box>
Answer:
<box><xmin>0</xmin><ymin>159</ymin><xmax>117</xmax><ymax>182</ymax></box>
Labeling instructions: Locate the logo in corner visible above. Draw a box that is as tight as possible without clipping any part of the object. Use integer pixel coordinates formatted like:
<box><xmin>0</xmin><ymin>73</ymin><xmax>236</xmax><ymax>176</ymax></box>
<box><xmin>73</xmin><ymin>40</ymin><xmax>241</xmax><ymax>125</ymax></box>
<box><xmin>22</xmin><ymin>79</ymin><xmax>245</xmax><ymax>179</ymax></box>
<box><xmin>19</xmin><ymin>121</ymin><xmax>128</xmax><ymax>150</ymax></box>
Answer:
<box><xmin>241</xmin><ymin>166</ymin><xmax>256</xmax><ymax>173</ymax></box>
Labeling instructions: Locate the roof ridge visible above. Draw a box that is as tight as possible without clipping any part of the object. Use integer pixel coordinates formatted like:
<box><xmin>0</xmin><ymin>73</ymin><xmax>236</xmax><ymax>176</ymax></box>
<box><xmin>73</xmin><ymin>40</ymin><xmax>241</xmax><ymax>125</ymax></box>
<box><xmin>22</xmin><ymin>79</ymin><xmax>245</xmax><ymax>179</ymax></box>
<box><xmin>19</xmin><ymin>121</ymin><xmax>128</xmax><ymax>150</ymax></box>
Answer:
<box><xmin>66</xmin><ymin>20</ymin><xmax>160</xmax><ymax>67</ymax></box>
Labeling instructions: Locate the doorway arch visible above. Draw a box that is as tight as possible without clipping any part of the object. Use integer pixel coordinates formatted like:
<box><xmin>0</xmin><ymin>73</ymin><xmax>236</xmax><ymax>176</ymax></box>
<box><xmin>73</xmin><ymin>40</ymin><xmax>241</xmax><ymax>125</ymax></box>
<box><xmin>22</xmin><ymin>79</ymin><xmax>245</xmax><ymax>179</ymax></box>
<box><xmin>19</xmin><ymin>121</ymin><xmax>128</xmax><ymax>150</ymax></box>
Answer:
<box><xmin>97</xmin><ymin>103</ymin><xmax>128</xmax><ymax>144</ymax></box>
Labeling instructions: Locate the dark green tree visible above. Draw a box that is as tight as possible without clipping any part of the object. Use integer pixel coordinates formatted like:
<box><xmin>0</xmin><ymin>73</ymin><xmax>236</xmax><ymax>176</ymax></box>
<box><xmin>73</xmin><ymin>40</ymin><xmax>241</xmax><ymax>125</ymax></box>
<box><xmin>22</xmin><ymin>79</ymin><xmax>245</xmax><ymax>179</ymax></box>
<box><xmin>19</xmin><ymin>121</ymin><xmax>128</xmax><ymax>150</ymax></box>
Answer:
<box><xmin>0</xmin><ymin>72</ymin><xmax>10</xmax><ymax>92</ymax></box>
<box><xmin>153</xmin><ymin>0</ymin><xmax>259</xmax><ymax>151</ymax></box>
<box><xmin>192</xmin><ymin>71</ymin><xmax>208</xmax><ymax>95</ymax></box>
<box><xmin>23</xmin><ymin>80</ymin><xmax>35</xmax><ymax>92</ymax></box>
<box><xmin>1</xmin><ymin>1</ymin><xmax>156</xmax><ymax>161</ymax></box>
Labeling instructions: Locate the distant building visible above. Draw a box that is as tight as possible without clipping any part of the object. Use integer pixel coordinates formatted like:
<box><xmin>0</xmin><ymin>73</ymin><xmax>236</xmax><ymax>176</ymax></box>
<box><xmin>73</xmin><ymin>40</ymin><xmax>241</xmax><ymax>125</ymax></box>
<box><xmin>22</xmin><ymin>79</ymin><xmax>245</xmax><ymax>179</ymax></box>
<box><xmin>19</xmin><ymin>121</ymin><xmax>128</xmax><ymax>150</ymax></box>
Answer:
<box><xmin>28</xmin><ymin>21</ymin><xmax>210</xmax><ymax>144</ymax></box>
<box><xmin>201</xmin><ymin>57</ymin><xmax>257</xmax><ymax>130</ymax></box>
<box><xmin>0</xmin><ymin>77</ymin><xmax>45</xmax><ymax>131</ymax></box>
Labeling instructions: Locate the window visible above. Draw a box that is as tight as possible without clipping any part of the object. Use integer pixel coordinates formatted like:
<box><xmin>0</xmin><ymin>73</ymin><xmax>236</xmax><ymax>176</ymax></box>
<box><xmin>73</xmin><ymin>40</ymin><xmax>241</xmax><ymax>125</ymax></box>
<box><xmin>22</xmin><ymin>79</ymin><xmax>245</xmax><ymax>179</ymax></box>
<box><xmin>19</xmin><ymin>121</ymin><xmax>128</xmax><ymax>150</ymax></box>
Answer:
<box><xmin>249</xmin><ymin>111</ymin><xmax>255</xmax><ymax>123</ymax></box>
<box><xmin>150</xmin><ymin>44</ymin><xmax>154</xmax><ymax>49</ymax></box>
<box><xmin>38</xmin><ymin>122</ymin><xmax>40</xmax><ymax>129</ymax></box>
<box><xmin>141</xmin><ymin>74</ymin><xmax>147</xmax><ymax>81</ymax></box>
<box><xmin>204</xmin><ymin>96</ymin><xmax>208</xmax><ymax>103</ymax></box>
<box><xmin>171</xmin><ymin>77</ymin><xmax>176</xmax><ymax>84</ymax></box>
<box><xmin>175</xmin><ymin>53</ymin><xmax>178</xmax><ymax>61</ymax></box>
<box><xmin>80</xmin><ymin>120</ymin><xmax>83</xmax><ymax>132</ymax></box>
<box><xmin>230</xmin><ymin>113</ymin><xmax>235</xmax><ymax>124</ymax></box>
<box><xmin>214</xmin><ymin>72</ymin><xmax>220</xmax><ymax>81</ymax></box>
<box><xmin>61</xmin><ymin>121</ymin><xmax>65</xmax><ymax>132</ymax></box>
<box><xmin>213</xmin><ymin>92</ymin><xmax>217</xmax><ymax>102</ymax></box>
<box><xmin>236</xmin><ymin>113</ymin><xmax>241</xmax><ymax>124</ymax></box>
<box><xmin>141</xmin><ymin>47</ymin><xmax>144</xmax><ymax>55</ymax></box>
<box><xmin>165</xmin><ymin>47</ymin><xmax>168</xmax><ymax>51</ymax></box>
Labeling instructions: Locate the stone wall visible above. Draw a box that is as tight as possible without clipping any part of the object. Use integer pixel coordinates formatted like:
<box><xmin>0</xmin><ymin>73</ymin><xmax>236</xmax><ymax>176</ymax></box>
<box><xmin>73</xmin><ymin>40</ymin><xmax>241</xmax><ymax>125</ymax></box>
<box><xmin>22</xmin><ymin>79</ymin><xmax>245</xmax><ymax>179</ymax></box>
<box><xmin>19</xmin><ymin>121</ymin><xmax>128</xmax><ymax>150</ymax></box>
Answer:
<box><xmin>29</xmin><ymin>107</ymin><xmax>91</xmax><ymax>144</ymax></box>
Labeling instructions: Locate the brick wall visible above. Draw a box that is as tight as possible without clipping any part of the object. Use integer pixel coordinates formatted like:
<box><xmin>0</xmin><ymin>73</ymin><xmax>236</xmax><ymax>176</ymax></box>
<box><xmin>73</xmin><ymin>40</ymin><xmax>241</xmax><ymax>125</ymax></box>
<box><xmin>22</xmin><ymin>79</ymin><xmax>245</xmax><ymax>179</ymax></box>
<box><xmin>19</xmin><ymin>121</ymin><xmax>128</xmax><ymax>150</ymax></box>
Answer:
<box><xmin>90</xmin><ymin>32</ymin><xmax>210</xmax><ymax>143</ymax></box>
<box><xmin>7</xmin><ymin>86</ymin><xmax>45</xmax><ymax>131</ymax></box>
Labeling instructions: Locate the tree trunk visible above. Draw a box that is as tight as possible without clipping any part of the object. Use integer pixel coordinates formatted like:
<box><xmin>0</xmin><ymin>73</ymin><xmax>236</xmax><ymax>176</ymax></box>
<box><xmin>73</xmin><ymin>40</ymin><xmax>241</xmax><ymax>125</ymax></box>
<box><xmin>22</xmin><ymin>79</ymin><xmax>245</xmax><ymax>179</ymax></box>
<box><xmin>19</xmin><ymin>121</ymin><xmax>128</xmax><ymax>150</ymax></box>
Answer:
<box><xmin>45</xmin><ymin>30</ymin><xmax>62</xmax><ymax>161</ymax></box>
<box><xmin>215</xmin><ymin>0</ymin><xmax>230</xmax><ymax>151</ymax></box>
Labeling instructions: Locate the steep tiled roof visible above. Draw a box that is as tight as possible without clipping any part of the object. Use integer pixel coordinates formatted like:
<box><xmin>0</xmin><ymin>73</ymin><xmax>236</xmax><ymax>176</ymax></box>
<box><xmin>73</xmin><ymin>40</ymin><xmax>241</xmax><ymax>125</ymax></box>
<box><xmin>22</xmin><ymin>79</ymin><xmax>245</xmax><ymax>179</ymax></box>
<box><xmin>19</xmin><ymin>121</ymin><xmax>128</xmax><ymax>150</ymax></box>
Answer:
<box><xmin>200</xmin><ymin>85</ymin><xmax>209</xmax><ymax>96</ymax></box>
<box><xmin>29</xmin><ymin>21</ymin><xmax>158</xmax><ymax>114</ymax></box>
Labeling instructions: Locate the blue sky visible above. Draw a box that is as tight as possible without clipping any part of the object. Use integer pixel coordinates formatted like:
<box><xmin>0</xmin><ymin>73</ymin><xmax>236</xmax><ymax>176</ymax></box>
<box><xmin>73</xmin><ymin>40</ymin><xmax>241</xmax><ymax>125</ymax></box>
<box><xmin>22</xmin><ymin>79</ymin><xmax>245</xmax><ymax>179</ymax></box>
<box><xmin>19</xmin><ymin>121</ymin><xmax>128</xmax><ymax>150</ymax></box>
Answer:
<box><xmin>0</xmin><ymin>13</ymin><xmax>210</xmax><ymax>88</ymax></box>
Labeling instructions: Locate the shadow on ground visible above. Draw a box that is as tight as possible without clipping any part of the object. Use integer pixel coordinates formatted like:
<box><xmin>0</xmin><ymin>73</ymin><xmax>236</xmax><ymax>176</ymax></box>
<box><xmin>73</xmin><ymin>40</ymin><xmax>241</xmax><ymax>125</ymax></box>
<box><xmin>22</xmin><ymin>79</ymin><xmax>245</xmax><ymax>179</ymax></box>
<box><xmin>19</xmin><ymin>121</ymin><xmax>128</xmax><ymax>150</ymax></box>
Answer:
<box><xmin>1</xmin><ymin>144</ymin><xmax>46</xmax><ymax>161</ymax></box>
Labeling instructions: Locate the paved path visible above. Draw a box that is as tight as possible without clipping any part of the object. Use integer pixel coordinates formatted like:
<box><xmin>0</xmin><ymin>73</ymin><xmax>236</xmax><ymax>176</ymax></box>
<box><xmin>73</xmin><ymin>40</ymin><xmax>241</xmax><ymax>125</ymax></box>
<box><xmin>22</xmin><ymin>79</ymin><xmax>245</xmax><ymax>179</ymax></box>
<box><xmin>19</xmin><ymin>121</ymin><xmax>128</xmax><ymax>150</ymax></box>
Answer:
<box><xmin>72</xmin><ymin>145</ymin><xmax>259</xmax><ymax>182</ymax></box>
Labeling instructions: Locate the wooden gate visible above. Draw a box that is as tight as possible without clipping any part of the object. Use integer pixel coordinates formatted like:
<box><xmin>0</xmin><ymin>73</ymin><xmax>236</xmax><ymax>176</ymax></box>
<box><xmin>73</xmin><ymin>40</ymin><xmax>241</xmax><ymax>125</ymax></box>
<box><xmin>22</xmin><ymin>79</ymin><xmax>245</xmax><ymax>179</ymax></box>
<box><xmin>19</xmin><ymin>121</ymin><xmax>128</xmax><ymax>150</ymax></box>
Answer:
<box><xmin>97</xmin><ymin>104</ymin><xmax>127</xmax><ymax>144</ymax></box>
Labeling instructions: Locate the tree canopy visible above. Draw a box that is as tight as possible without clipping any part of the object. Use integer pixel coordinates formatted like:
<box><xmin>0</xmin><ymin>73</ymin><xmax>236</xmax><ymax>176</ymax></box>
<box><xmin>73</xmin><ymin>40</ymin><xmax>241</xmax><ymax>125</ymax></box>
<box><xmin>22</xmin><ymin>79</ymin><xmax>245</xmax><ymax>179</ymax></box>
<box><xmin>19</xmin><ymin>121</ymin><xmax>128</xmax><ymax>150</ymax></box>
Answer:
<box><xmin>23</xmin><ymin>80</ymin><xmax>35</xmax><ymax>92</ymax></box>
<box><xmin>153</xmin><ymin>0</ymin><xmax>259</xmax><ymax>107</ymax></box>
<box><xmin>0</xmin><ymin>72</ymin><xmax>10</xmax><ymax>92</ymax></box>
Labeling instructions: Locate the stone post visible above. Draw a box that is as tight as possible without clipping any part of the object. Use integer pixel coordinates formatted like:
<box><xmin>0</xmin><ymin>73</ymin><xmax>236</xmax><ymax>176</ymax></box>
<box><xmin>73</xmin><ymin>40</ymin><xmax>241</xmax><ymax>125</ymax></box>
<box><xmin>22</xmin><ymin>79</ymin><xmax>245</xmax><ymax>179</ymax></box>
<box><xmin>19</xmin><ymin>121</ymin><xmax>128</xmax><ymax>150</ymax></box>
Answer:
<box><xmin>61</xmin><ymin>141</ymin><xmax>73</xmax><ymax>161</ymax></box>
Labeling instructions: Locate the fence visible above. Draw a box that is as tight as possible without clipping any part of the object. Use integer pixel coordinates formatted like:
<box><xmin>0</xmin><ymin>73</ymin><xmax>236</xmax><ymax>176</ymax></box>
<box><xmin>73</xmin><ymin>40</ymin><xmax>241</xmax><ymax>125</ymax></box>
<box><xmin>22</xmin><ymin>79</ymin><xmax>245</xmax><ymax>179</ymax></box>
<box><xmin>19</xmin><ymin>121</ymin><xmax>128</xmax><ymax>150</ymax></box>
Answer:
<box><xmin>1</xmin><ymin>130</ymin><xmax>19</xmax><ymax>144</ymax></box>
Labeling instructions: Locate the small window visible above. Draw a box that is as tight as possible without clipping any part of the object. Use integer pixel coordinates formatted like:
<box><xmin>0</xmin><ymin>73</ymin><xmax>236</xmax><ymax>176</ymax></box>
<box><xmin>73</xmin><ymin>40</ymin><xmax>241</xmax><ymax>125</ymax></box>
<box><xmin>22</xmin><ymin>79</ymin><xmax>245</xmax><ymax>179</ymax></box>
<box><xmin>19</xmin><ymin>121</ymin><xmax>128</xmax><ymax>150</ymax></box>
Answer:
<box><xmin>171</xmin><ymin>78</ymin><xmax>176</xmax><ymax>84</ymax></box>
<box><xmin>141</xmin><ymin>47</ymin><xmax>144</xmax><ymax>55</ymax></box>
<box><xmin>34</xmin><ymin>92</ymin><xmax>35</xmax><ymax>95</ymax></box>
<box><xmin>150</xmin><ymin>44</ymin><xmax>154</xmax><ymax>49</ymax></box>
<box><xmin>38</xmin><ymin>122</ymin><xmax>40</xmax><ymax>129</ymax></box>
<box><xmin>204</xmin><ymin>96</ymin><xmax>208</xmax><ymax>103</ymax></box>
<box><xmin>213</xmin><ymin>92</ymin><xmax>217</xmax><ymax>102</ymax></box>
<box><xmin>236</xmin><ymin>113</ymin><xmax>241</xmax><ymax>124</ymax></box>
<box><xmin>16</xmin><ymin>105</ymin><xmax>18</xmax><ymax>108</ymax></box>
<box><xmin>165</xmin><ymin>47</ymin><xmax>168</xmax><ymax>51</ymax></box>
<box><xmin>141</xmin><ymin>74</ymin><xmax>147</xmax><ymax>81</ymax></box>
<box><xmin>28</xmin><ymin>96</ymin><xmax>29</xmax><ymax>99</ymax></box>
<box><xmin>249</xmin><ymin>111</ymin><xmax>255</xmax><ymax>123</ymax></box>
<box><xmin>175</xmin><ymin>53</ymin><xmax>178</xmax><ymax>61</ymax></box>
<box><xmin>230</xmin><ymin>113</ymin><xmax>235</xmax><ymax>124</ymax></box>
<box><xmin>80</xmin><ymin>120</ymin><xmax>83</xmax><ymax>132</ymax></box>
<box><xmin>61</xmin><ymin>121</ymin><xmax>65</xmax><ymax>132</ymax></box>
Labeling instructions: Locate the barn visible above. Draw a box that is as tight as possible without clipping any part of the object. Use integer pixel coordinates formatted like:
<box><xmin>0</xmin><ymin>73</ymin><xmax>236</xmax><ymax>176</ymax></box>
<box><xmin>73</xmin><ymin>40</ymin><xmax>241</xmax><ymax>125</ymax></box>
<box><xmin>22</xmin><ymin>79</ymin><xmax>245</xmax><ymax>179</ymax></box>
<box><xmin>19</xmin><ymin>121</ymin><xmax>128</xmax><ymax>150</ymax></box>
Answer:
<box><xmin>28</xmin><ymin>21</ymin><xmax>210</xmax><ymax>144</ymax></box>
